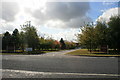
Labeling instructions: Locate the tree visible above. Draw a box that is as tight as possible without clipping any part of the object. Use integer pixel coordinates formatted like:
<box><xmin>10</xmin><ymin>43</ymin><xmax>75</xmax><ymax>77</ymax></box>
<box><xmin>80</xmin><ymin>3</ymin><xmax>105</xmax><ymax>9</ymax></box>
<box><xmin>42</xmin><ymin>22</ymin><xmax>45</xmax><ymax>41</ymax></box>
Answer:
<box><xmin>108</xmin><ymin>15</ymin><xmax>120</xmax><ymax>51</ymax></box>
<box><xmin>77</xmin><ymin>15</ymin><xmax>120</xmax><ymax>53</ymax></box>
<box><xmin>39</xmin><ymin>37</ymin><xmax>60</xmax><ymax>50</ymax></box>
<box><xmin>21</xmin><ymin>21</ymin><xmax>39</xmax><ymax>50</ymax></box>
<box><xmin>54</xmin><ymin>40</ymin><xmax>60</xmax><ymax>50</ymax></box>
<box><xmin>65</xmin><ymin>41</ymin><xmax>76</xmax><ymax>49</ymax></box>
<box><xmin>60</xmin><ymin>38</ymin><xmax>66</xmax><ymax>49</ymax></box>
<box><xmin>11</xmin><ymin>29</ymin><xmax>20</xmax><ymax>50</ymax></box>
<box><xmin>39</xmin><ymin>37</ymin><xmax>45</xmax><ymax>50</ymax></box>
<box><xmin>94</xmin><ymin>21</ymin><xmax>108</xmax><ymax>47</ymax></box>
<box><xmin>2</xmin><ymin>31</ymin><xmax>12</xmax><ymax>51</ymax></box>
<box><xmin>77</xmin><ymin>23</ymin><xmax>95</xmax><ymax>51</ymax></box>
<box><xmin>77</xmin><ymin>22</ymin><xmax>108</xmax><ymax>51</ymax></box>
<box><xmin>46</xmin><ymin>39</ymin><xmax>55</xmax><ymax>50</ymax></box>
<box><xmin>19</xmin><ymin>31</ymin><xmax>26</xmax><ymax>51</ymax></box>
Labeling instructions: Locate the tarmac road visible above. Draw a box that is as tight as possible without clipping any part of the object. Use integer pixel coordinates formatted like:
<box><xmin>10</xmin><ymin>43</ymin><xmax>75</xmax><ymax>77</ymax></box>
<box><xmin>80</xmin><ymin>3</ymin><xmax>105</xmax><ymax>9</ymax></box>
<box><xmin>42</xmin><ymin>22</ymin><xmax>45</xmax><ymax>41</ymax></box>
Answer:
<box><xmin>1</xmin><ymin>49</ymin><xmax>120</xmax><ymax>78</ymax></box>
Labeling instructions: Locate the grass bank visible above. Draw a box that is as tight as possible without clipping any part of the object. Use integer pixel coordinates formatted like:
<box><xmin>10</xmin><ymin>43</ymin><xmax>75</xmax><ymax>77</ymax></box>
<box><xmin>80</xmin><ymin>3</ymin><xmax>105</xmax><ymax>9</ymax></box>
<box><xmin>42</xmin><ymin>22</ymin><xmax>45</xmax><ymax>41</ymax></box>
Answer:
<box><xmin>65</xmin><ymin>49</ymin><xmax>120</xmax><ymax>57</ymax></box>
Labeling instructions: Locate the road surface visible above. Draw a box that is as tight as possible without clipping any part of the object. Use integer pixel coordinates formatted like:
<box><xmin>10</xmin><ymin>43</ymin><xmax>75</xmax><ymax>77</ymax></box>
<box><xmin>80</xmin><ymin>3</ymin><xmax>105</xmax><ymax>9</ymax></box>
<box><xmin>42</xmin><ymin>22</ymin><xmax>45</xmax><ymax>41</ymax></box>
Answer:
<box><xmin>1</xmin><ymin>49</ymin><xmax>120</xmax><ymax>78</ymax></box>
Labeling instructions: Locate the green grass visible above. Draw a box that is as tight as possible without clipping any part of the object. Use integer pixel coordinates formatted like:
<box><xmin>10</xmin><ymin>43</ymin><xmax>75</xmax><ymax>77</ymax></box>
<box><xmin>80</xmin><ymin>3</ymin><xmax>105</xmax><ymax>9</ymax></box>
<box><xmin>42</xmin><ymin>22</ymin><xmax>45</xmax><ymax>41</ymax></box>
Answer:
<box><xmin>65</xmin><ymin>49</ymin><xmax>120</xmax><ymax>57</ymax></box>
<box><xmin>0</xmin><ymin>50</ymin><xmax>59</xmax><ymax>55</ymax></box>
<box><xmin>42</xmin><ymin>50</ymin><xmax>58</xmax><ymax>53</ymax></box>
<box><xmin>0</xmin><ymin>52</ymin><xmax>27</xmax><ymax>55</ymax></box>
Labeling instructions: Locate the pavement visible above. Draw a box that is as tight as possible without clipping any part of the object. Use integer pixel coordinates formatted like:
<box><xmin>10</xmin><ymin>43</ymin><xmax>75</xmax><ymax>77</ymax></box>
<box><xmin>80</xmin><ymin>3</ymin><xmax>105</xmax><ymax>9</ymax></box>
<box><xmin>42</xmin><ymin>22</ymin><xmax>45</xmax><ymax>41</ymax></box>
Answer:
<box><xmin>1</xmin><ymin>49</ymin><xmax>120</xmax><ymax>78</ymax></box>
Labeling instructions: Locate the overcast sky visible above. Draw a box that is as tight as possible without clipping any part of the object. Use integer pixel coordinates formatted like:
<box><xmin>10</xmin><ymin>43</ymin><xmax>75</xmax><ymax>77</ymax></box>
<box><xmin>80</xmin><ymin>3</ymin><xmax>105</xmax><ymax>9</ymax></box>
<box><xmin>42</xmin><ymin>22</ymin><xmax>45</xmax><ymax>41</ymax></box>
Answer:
<box><xmin>0</xmin><ymin>0</ymin><xmax>119</xmax><ymax>42</ymax></box>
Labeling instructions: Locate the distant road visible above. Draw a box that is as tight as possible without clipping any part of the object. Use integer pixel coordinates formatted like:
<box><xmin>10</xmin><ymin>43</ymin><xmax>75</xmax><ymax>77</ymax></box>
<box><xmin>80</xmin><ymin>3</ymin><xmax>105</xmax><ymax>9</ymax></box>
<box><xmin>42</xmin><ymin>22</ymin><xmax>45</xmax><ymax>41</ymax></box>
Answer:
<box><xmin>2</xmin><ymin>49</ymin><xmax>120</xmax><ymax>78</ymax></box>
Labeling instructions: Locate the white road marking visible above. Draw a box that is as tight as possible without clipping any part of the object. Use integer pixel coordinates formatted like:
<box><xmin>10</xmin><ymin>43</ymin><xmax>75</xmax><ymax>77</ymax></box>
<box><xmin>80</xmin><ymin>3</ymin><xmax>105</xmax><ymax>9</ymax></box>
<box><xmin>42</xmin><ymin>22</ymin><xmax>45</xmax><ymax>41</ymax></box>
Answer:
<box><xmin>1</xmin><ymin>69</ymin><xmax>120</xmax><ymax>77</ymax></box>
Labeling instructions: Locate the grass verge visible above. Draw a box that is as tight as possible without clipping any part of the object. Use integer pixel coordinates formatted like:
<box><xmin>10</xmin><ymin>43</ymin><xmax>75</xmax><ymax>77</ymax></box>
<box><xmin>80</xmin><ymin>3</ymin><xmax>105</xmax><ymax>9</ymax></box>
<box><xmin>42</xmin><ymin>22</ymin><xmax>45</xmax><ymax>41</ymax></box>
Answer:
<box><xmin>65</xmin><ymin>49</ymin><xmax>120</xmax><ymax>57</ymax></box>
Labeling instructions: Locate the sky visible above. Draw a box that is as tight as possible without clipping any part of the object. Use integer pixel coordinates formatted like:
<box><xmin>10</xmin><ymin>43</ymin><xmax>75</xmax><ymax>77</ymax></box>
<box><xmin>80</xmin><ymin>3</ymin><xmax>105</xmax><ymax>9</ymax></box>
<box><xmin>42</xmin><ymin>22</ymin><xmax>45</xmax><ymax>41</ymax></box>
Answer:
<box><xmin>0</xmin><ymin>0</ymin><xmax>120</xmax><ymax>42</ymax></box>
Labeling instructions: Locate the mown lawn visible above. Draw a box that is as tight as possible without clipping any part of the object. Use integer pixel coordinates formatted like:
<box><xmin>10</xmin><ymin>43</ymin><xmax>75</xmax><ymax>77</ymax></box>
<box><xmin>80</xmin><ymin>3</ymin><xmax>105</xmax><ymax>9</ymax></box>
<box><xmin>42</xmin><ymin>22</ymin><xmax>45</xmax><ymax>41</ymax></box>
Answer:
<box><xmin>65</xmin><ymin>49</ymin><xmax>120</xmax><ymax>57</ymax></box>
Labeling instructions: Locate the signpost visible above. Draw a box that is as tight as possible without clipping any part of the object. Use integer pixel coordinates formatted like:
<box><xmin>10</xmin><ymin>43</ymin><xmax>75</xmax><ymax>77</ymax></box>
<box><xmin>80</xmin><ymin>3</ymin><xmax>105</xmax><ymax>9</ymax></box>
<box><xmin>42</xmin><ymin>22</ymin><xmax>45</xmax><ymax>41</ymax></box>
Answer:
<box><xmin>100</xmin><ymin>45</ymin><xmax>108</xmax><ymax>53</ymax></box>
<box><xmin>26</xmin><ymin>48</ymin><xmax>33</xmax><ymax>52</ymax></box>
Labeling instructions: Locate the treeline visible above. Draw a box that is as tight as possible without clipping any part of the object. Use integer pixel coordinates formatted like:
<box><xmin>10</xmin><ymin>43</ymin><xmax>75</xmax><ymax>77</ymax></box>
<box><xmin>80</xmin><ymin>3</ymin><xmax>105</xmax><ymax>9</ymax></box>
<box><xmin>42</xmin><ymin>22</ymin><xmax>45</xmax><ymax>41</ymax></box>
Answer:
<box><xmin>78</xmin><ymin>15</ymin><xmax>120</xmax><ymax>53</ymax></box>
<box><xmin>2</xmin><ymin>21</ymin><xmax>77</xmax><ymax>52</ymax></box>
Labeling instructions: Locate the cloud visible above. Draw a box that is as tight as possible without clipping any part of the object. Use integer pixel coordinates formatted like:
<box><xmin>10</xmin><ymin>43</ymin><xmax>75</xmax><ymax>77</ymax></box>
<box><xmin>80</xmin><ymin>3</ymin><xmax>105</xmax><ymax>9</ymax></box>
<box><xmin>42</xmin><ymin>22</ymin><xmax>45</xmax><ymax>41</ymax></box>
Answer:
<box><xmin>66</xmin><ymin>16</ymin><xmax>92</xmax><ymax>28</ymax></box>
<box><xmin>0</xmin><ymin>2</ymin><xmax>91</xmax><ymax>34</ymax></box>
<box><xmin>29</xmin><ymin>2</ymin><xmax>92</xmax><ymax>28</ymax></box>
<box><xmin>0</xmin><ymin>19</ymin><xmax>16</xmax><ymax>33</ymax></box>
<box><xmin>97</xmin><ymin>7</ymin><xmax>119</xmax><ymax>22</ymax></box>
<box><xmin>102</xmin><ymin>2</ymin><xmax>114</xmax><ymax>6</ymax></box>
<box><xmin>0</xmin><ymin>2</ymin><xmax>20</xmax><ymax>22</ymax></box>
<box><xmin>45</xmin><ymin>2</ymin><xmax>90</xmax><ymax>21</ymax></box>
<box><xmin>52</xmin><ymin>29</ymin><xmax>78</xmax><ymax>42</ymax></box>
<box><xmin>40</xmin><ymin>28</ymin><xmax>79</xmax><ymax>42</ymax></box>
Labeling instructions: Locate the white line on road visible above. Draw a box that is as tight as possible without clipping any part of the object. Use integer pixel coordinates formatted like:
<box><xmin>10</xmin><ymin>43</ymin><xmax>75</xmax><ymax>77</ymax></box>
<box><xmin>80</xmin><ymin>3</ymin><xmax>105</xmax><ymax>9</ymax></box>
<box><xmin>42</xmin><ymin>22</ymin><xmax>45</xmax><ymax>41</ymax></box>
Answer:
<box><xmin>1</xmin><ymin>69</ymin><xmax>120</xmax><ymax>77</ymax></box>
